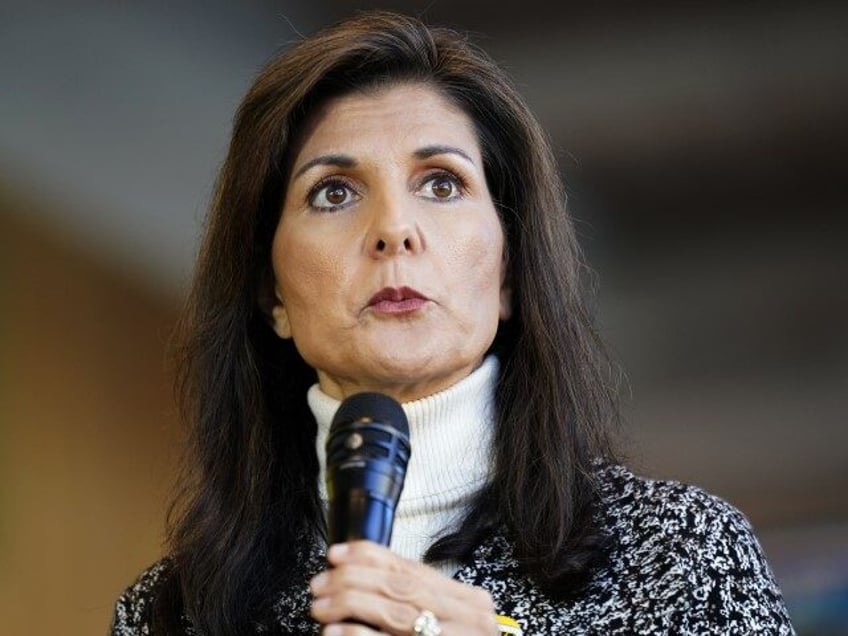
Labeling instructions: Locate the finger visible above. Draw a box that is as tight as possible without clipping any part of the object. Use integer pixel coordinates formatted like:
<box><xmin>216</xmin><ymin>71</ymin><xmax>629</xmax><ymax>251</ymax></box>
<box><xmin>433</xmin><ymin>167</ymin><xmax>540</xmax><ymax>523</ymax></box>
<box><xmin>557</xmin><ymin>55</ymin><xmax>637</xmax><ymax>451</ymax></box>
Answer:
<box><xmin>321</xmin><ymin>624</ymin><xmax>387</xmax><ymax>636</ymax></box>
<box><xmin>326</xmin><ymin>542</ymin><xmax>485</xmax><ymax>605</ymax></box>
<box><xmin>314</xmin><ymin>561</ymin><xmax>492</xmax><ymax>621</ymax></box>
<box><xmin>314</xmin><ymin>563</ymin><xmax>422</xmax><ymax>604</ymax></box>
<box><xmin>312</xmin><ymin>563</ymin><xmax>497</xmax><ymax>635</ymax></box>
<box><xmin>315</xmin><ymin>597</ymin><xmax>498</xmax><ymax>636</ymax></box>
<box><xmin>311</xmin><ymin>586</ymin><xmax>418</xmax><ymax>633</ymax></box>
<box><xmin>326</xmin><ymin>542</ymin><xmax>405</xmax><ymax>571</ymax></box>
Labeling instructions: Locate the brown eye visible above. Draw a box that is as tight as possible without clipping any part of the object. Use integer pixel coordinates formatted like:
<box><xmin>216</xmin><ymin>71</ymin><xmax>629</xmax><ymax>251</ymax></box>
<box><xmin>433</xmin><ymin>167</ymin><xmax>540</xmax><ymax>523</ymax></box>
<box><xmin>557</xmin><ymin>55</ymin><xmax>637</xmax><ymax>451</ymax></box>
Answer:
<box><xmin>418</xmin><ymin>172</ymin><xmax>462</xmax><ymax>201</ymax></box>
<box><xmin>325</xmin><ymin>186</ymin><xmax>347</xmax><ymax>205</ymax></box>
<box><xmin>431</xmin><ymin>176</ymin><xmax>455</xmax><ymax>198</ymax></box>
<box><xmin>309</xmin><ymin>179</ymin><xmax>359</xmax><ymax>210</ymax></box>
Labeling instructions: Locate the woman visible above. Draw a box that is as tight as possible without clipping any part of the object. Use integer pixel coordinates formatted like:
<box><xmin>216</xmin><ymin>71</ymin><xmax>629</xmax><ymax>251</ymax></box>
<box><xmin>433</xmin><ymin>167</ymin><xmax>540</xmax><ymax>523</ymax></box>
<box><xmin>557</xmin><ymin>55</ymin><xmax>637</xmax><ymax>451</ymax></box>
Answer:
<box><xmin>111</xmin><ymin>11</ymin><xmax>794</xmax><ymax>636</ymax></box>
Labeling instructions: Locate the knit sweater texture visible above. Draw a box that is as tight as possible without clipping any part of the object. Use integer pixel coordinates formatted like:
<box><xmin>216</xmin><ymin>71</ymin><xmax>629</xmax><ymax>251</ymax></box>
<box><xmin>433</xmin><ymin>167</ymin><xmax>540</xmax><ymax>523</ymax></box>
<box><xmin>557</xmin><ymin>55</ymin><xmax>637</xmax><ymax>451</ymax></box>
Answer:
<box><xmin>110</xmin><ymin>462</ymin><xmax>794</xmax><ymax>634</ymax></box>
<box><xmin>110</xmin><ymin>357</ymin><xmax>793</xmax><ymax>633</ymax></box>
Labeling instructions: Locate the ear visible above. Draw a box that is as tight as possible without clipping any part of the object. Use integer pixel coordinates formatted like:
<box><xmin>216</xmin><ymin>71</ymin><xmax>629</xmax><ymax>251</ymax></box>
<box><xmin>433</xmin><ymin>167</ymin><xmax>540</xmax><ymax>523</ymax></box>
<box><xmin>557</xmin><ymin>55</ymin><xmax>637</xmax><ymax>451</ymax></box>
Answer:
<box><xmin>499</xmin><ymin>283</ymin><xmax>512</xmax><ymax>320</ymax></box>
<box><xmin>499</xmin><ymin>251</ymin><xmax>512</xmax><ymax>320</ymax></box>
<box><xmin>270</xmin><ymin>290</ymin><xmax>293</xmax><ymax>339</ymax></box>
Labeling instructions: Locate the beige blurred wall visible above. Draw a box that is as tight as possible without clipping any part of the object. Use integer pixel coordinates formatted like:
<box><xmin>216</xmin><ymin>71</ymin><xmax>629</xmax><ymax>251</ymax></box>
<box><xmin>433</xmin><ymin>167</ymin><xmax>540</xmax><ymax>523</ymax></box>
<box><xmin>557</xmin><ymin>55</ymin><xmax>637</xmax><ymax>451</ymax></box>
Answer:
<box><xmin>0</xmin><ymin>191</ymin><xmax>181</xmax><ymax>635</ymax></box>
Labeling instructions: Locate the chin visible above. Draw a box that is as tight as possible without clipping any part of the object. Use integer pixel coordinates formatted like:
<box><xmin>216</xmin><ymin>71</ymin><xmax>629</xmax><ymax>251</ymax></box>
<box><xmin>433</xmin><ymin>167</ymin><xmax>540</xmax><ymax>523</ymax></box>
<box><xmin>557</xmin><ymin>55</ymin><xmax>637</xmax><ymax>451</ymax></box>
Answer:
<box><xmin>370</xmin><ymin>350</ymin><xmax>442</xmax><ymax>379</ymax></box>
<box><xmin>369</xmin><ymin>351</ymin><xmax>479</xmax><ymax>393</ymax></box>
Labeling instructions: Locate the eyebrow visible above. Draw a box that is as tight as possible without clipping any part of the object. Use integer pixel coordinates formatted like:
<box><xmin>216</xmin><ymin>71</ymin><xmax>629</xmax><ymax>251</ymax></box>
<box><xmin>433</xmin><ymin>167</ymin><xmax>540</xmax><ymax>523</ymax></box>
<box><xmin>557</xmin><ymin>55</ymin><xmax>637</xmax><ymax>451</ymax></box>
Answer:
<box><xmin>291</xmin><ymin>144</ymin><xmax>476</xmax><ymax>181</ymax></box>
<box><xmin>292</xmin><ymin>154</ymin><xmax>357</xmax><ymax>180</ymax></box>
<box><xmin>414</xmin><ymin>144</ymin><xmax>475</xmax><ymax>165</ymax></box>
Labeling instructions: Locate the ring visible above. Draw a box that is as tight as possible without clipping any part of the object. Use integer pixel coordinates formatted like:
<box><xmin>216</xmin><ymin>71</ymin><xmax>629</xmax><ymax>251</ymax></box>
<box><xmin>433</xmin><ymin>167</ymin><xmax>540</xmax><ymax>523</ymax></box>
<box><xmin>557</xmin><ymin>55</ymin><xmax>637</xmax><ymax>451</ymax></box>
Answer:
<box><xmin>412</xmin><ymin>609</ymin><xmax>442</xmax><ymax>636</ymax></box>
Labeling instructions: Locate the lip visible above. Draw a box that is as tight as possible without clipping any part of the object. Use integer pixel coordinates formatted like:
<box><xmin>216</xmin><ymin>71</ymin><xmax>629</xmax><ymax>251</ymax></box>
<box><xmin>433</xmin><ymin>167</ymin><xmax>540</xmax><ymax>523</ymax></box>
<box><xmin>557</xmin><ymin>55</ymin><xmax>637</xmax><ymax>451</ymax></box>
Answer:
<box><xmin>367</xmin><ymin>286</ymin><xmax>430</xmax><ymax>314</ymax></box>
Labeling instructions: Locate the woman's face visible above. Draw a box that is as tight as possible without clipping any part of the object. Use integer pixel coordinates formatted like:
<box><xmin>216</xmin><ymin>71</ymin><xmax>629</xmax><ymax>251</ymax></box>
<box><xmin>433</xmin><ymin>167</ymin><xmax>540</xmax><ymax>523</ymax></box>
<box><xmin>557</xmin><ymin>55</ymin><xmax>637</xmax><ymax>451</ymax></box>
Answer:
<box><xmin>270</xmin><ymin>83</ymin><xmax>510</xmax><ymax>402</ymax></box>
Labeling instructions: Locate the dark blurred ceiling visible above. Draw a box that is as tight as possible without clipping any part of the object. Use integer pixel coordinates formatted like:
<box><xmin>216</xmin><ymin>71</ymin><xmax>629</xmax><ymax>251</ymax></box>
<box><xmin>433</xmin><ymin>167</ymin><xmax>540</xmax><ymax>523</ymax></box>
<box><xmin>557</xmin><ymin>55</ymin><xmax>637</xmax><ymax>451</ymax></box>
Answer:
<box><xmin>3</xmin><ymin>1</ymin><xmax>845</xmax><ymax>286</ymax></box>
<box><xmin>310</xmin><ymin>1</ymin><xmax>848</xmax><ymax>237</ymax></box>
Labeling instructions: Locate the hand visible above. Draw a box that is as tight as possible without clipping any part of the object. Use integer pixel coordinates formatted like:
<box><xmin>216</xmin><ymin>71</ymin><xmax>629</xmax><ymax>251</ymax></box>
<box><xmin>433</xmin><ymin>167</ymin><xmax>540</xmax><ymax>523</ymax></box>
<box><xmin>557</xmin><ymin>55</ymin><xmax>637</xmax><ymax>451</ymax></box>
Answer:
<box><xmin>310</xmin><ymin>541</ymin><xmax>498</xmax><ymax>635</ymax></box>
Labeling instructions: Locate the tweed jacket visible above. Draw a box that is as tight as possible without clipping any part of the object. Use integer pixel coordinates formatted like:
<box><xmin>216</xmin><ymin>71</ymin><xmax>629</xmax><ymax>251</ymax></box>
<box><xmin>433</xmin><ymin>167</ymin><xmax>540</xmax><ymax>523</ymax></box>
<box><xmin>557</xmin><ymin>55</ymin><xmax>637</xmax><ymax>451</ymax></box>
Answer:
<box><xmin>110</xmin><ymin>464</ymin><xmax>794</xmax><ymax>635</ymax></box>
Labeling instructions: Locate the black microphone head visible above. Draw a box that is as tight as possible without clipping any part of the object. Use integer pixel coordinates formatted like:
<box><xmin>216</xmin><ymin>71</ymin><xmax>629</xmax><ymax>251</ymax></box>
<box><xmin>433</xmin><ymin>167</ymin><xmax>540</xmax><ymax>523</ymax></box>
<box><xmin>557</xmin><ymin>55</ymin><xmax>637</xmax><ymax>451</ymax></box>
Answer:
<box><xmin>326</xmin><ymin>392</ymin><xmax>411</xmax><ymax>546</ymax></box>
<box><xmin>331</xmin><ymin>392</ymin><xmax>410</xmax><ymax>440</ymax></box>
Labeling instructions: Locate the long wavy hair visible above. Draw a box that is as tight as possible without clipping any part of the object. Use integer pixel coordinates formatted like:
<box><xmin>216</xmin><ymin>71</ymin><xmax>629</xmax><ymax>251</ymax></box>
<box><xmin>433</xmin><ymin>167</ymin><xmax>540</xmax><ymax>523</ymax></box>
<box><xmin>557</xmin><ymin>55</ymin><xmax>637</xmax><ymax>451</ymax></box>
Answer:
<box><xmin>157</xmin><ymin>10</ymin><xmax>619</xmax><ymax>635</ymax></box>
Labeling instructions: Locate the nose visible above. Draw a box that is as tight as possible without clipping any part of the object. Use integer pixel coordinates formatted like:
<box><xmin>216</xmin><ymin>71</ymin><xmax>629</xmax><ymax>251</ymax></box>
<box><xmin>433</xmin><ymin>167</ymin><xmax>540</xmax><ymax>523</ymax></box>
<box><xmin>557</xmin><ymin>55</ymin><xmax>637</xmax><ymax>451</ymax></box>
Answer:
<box><xmin>365</xmin><ymin>199</ymin><xmax>423</xmax><ymax>258</ymax></box>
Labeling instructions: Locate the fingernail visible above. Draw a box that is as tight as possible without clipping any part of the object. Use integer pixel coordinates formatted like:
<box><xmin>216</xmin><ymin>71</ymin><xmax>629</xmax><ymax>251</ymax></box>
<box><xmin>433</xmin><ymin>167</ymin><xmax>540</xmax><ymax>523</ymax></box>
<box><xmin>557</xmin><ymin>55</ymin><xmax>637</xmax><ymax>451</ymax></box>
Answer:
<box><xmin>310</xmin><ymin>572</ymin><xmax>328</xmax><ymax>591</ymax></box>
<box><xmin>311</xmin><ymin>596</ymin><xmax>329</xmax><ymax>610</ymax></box>
<box><xmin>324</xmin><ymin>626</ymin><xmax>342</xmax><ymax>636</ymax></box>
<box><xmin>327</xmin><ymin>543</ymin><xmax>348</xmax><ymax>560</ymax></box>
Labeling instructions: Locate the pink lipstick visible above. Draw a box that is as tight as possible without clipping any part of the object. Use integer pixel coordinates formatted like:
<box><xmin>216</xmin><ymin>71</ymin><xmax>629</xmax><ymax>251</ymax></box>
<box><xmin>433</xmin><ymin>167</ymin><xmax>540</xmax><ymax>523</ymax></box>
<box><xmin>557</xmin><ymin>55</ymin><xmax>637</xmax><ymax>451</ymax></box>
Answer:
<box><xmin>367</xmin><ymin>286</ymin><xmax>429</xmax><ymax>314</ymax></box>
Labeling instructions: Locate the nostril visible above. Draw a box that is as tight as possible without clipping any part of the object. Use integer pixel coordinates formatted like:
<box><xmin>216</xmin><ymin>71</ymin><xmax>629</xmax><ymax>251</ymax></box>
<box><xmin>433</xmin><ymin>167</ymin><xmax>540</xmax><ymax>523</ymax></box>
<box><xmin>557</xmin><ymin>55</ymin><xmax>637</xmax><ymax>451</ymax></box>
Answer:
<box><xmin>376</xmin><ymin>239</ymin><xmax>386</xmax><ymax>251</ymax></box>
<box><xmin>403</xmin><ymin>238</ymin><xmax>411</xmax><ymax>250</ymax></box>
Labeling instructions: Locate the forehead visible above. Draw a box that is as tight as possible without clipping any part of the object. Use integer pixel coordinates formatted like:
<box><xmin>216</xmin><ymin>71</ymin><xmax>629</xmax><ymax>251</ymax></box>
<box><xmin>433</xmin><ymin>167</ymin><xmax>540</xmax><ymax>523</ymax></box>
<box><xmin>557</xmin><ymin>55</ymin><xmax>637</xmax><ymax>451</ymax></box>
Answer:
<box><xmin>292</xmin><ymin>83</ymin><xmax>483</xmax><ymax>161</ymax></box>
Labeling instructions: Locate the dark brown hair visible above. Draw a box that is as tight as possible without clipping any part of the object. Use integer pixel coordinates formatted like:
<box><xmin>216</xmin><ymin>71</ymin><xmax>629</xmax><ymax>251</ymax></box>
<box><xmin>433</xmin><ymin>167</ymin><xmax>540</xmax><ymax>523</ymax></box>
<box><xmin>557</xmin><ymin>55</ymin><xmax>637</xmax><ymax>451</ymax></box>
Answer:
<box><xmin>159</xmin><ymin>10</ymin><xmax>618</xmax><ymax>634</ymax></box>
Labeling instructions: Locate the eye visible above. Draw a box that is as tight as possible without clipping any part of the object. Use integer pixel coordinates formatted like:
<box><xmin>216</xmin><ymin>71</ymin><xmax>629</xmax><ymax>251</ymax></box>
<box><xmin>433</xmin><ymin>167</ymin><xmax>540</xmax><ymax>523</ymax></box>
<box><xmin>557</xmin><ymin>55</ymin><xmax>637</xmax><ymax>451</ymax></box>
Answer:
<box><xmin>417</xmin><ymin>172</ymin><xmax>463</xmax><ymax>201</ymax></box>
<box><xmin>308</xmin><ymin>178</ymin><xmax>359</xmax><ymax>211</ymax></box>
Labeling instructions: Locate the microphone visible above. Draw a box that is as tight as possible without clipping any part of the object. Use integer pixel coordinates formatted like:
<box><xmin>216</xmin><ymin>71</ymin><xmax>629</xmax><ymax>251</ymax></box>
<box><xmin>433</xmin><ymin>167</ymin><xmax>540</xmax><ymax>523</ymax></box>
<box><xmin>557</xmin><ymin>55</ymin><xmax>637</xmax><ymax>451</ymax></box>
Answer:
<box><xmin>326</xmin><ymin>392</ymin><xmax>411</xmax><ymax>546</ymax></box>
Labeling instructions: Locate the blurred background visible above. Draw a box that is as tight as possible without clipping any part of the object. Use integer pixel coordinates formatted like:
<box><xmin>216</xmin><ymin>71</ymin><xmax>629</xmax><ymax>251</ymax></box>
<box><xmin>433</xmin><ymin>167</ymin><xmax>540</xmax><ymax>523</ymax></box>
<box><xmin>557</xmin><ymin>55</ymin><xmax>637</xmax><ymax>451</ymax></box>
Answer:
<box><xmin>1</xmin><ymin>1</ymin><xmax>846</xmax><ymax>633</ymax></box>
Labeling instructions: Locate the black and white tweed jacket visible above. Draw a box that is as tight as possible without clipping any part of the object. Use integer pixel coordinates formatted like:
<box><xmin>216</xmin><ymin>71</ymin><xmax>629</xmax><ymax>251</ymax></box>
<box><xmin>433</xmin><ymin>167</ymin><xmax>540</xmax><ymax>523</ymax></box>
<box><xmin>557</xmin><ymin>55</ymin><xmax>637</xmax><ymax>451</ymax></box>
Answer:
<box><xmin>110</xmin><ymin>464</ymin><xmax>794</xmax><ymax>634</ymax></box>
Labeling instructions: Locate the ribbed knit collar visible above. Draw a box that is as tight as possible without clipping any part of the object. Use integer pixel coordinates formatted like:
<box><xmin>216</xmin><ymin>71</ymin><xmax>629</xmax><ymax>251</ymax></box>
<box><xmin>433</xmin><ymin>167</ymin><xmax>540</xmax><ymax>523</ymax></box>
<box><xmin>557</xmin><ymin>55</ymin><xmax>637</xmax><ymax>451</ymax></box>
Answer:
<box><xmin>308</xmin><ymin>355</ymin><xmax>498</xmax><ymax>564</ymax></box>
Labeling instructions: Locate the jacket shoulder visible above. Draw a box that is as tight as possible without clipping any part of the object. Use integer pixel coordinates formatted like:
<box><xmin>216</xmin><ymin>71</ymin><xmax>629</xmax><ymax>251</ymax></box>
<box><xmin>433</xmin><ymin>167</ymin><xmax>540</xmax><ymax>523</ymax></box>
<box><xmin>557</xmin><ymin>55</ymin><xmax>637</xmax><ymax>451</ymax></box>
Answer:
<box><xmin>596</xmin><ymin>463</ymin><xmax>794</xmax><ymax>633</ymax></box>
<box><xmin>597</xmin><ymin>463</ymin><xmax>755</xmax><ymax>539</ymax></box>
<box><xmin>109</xmin><ymin>559</ymin><xmax>174</xmax><ymax>635</ymax></box>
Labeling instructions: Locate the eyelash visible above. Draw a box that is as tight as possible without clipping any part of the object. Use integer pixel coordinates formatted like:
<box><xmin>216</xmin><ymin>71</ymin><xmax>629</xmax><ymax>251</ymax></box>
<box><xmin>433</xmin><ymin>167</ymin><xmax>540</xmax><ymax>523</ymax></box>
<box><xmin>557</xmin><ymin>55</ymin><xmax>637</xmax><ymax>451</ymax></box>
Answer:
<box><xmin>304</xmin><ymin>169</ymin><xmax>468</xmax><ymax>212</ymax></box>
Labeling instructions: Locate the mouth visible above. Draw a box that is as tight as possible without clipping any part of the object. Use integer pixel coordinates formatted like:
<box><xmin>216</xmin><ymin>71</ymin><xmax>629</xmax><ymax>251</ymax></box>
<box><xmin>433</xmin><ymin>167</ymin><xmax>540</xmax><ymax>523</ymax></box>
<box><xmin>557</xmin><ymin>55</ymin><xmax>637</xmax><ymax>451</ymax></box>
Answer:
<box><xmin>367</xmin><ymin>286</ymin><xmax>430</xmax><ymax>314</ymax></box>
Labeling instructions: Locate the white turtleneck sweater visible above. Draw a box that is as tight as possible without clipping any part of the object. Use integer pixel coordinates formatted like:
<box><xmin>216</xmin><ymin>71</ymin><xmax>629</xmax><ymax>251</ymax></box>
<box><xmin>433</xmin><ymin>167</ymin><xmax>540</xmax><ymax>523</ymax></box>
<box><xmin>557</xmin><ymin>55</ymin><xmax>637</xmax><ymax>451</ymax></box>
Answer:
<box><xmin>308</xmin><ymin>356</ymin><xmax>498</xmax><ymax>576</ymax></box>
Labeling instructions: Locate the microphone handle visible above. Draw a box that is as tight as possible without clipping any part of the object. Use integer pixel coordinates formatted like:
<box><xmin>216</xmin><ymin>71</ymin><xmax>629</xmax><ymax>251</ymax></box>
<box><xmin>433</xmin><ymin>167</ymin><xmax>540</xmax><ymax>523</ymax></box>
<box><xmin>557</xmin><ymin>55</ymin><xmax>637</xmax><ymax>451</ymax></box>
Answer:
<box><xmin>328</xmin><ymin>488</ymin><xmax>396</xmax><ymax>546</ymax></box>
<box><xmin>327</xmin><ymin>489</ymin><xmax>396</xmax><ymax>630</ymax></box>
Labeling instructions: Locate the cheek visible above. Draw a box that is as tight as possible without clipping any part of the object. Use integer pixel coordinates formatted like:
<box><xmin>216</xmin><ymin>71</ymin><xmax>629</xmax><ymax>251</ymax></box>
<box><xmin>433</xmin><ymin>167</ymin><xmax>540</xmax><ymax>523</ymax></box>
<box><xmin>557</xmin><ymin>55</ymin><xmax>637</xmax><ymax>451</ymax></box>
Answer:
<box><xmin>460</xmin><ymin>224</ymin><xmax>505</xmax><ymax>295</ymax></box>
<box><xmin>438</xmin><ymin>229</ymin><xmax>505</xmax><ymax>337</ymax></box>
<box><xmin>273</xmin><ymin>227</ymin><xmax>345</xmax><ymax>312</ymax></box>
